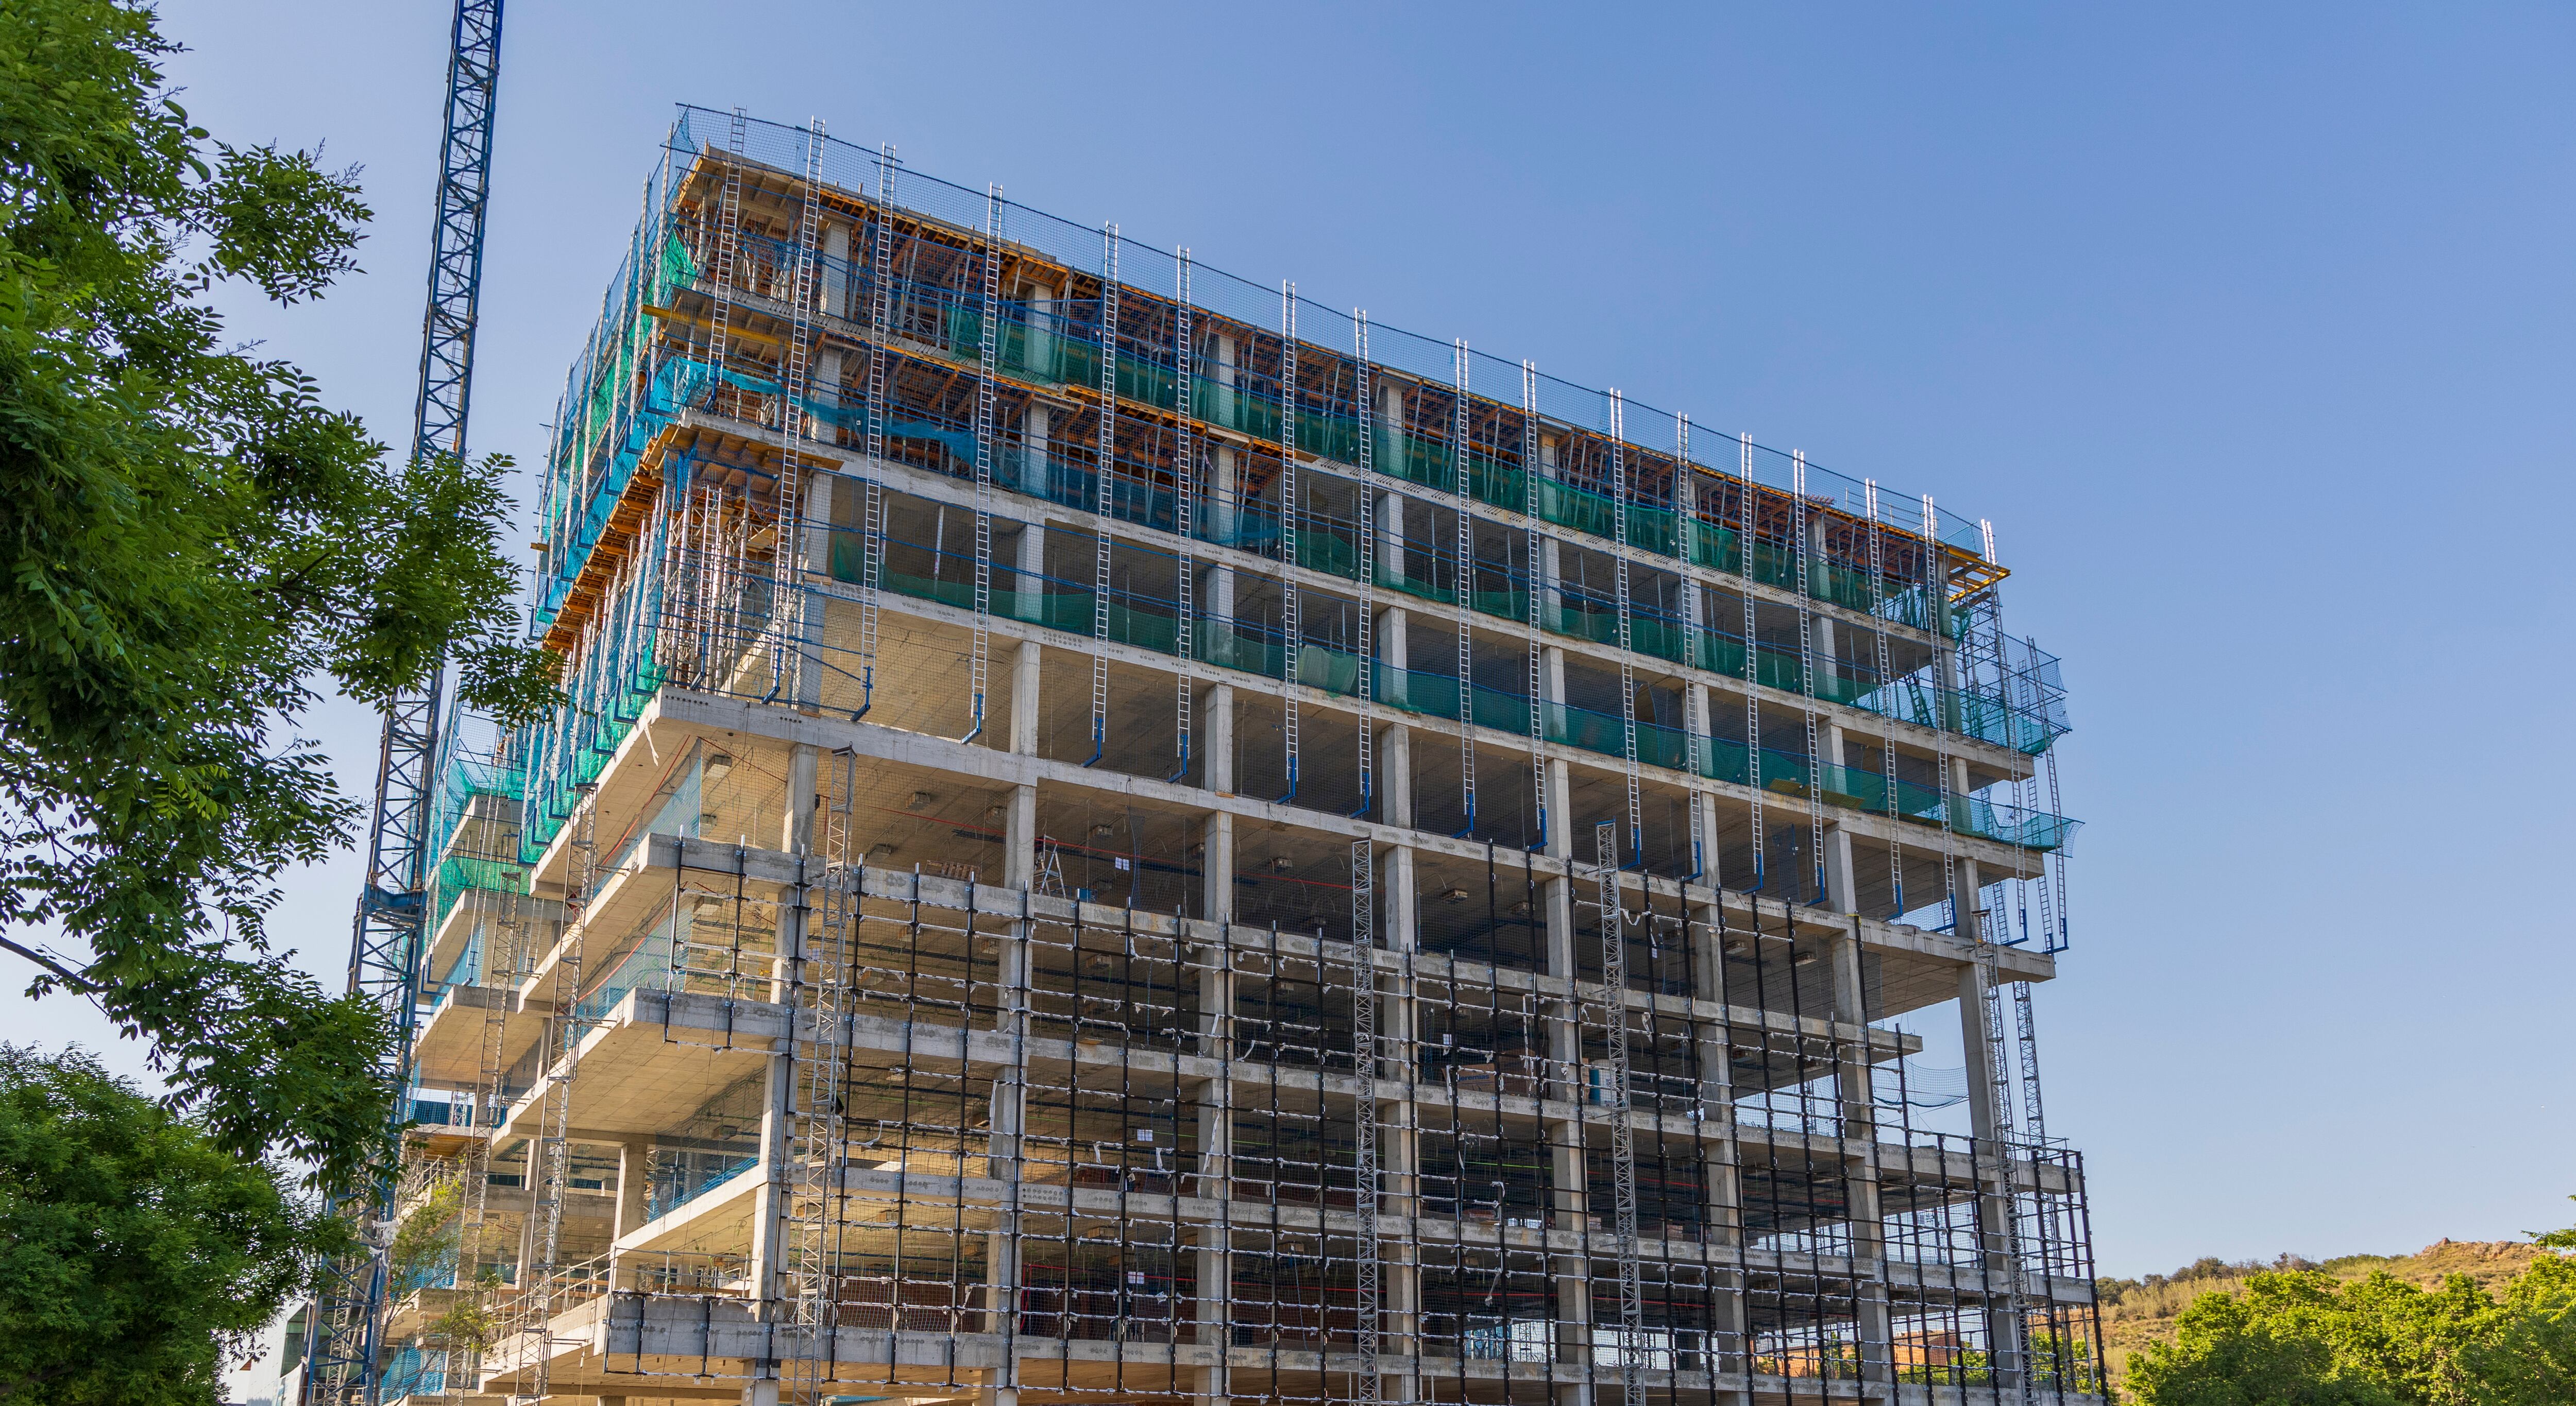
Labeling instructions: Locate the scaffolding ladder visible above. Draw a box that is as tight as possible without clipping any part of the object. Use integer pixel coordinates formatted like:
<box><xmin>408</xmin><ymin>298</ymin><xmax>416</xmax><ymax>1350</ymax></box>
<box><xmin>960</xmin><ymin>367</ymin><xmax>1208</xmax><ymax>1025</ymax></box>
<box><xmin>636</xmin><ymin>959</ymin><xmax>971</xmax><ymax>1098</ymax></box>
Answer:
<box><xmin>2013</xmin><ymin>980</ymin><xmax>2049</xmax><ymax>1141</ymax></box>
<box><xmin>519</xmin><ymin>783</ymin><xmax>601</xmax><ymax>1403</ymax></box>
<box><xmin>1676</xmin><ymin>414</ymin><xmax>1709</xmax><ymax>884</ymax></box>
<box><xmin>1087</xmin><ymin>227</ymin><xmax>1120</xmax><ymax>766</ymax></box>
<box><xmin>1520</xmin><ymin>362</ymin><xmax>1548</xmax><ymax>850</ymax></box>
<box><xmin>1738</xmin><ymin>433</ymin><xmax>1766</xmax><ymax>889</ymax></box>
<box><xmin>1349</xmin><ymin>838</ymin><xmax>1380</xmax><ymax>1404</ymax></box>
<box><xmin>852</xmin><ymin>145</ymin><xmax>897</xmax><ymax>719</ymax></box>
<box><xmin>1864</xmin><ymin>479</ymin><xmax>1904</xmax><ymax>916</ymax></box>
<box><xmin>768</xmin><ymin>120</ymin><xmax>825</xmax><ymax>704</ymax></box>
<box><xmin>1923</xmin><ymin>492</ymin><xmax>1963</xmax><ymax>924</ymax></box>
<box><xmin>1792</xmin><ymin>451</ymin><xmax>1829</xmax><ymax>904</ymax></box>
<box><xmin>708</xmin><ymin>108</ymin><xmax>745</xmax><ymax>423</ymax></box>
<box><xmin>1608</xmin><ymin>392</ymin><xmax>1643</xmax><ymax>866</ymax></box>
<box><xmin>1171</xmin><ymin>250</ymin><xmax>1195</xmax><ymax>780</ymax></box>
<box><xmin>1594</xmin><ymin>822</ymin><xmax>1645</xmax><ymax>1406</ymax></box>
<box><xmin>452</xmin><ymin>873</ymin><xmax>534</xmax><ymax>1388</ymax></box>
<box><xmin>1277</xmin><ymin>284</ymin><xmax>1303</xmax><ymax>802</ymax></box>
<box><xmin>1351</xmin><ymin>312</ymin><xmax>1376</xmax><ymax>818</ymax></box>
<box><xmin>2045</xmin><ymin>745</ymin><xmax>2071</xmax><ymax>946</ymax></box>
<box><xmin>964</xmin><ymin>184</ymin><xmax>1004</xmax><ymax>742</ymax></box>
<box><xmin>784</xmin><ymin>751</ymin><xmax>866</xmax><ymax>1403</ymax></box>
<box><xmin>1450</xmin><ymin>339</ymin><xmax>1478</xmax><ymax>836</ymax></box>
<box><xmin>1974</xmin><ymin>939</ymin><xmax>2038</xmax><ymax>1405</ymax></box>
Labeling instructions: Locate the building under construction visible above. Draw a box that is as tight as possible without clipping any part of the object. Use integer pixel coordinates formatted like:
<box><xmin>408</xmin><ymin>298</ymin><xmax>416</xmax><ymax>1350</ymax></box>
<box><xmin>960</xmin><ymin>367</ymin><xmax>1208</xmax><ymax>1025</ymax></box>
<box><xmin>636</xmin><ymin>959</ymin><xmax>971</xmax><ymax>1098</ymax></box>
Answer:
<box><xmin>327</xmin><ymin>107</ymin><xmax>2098</xmax><ymax>1406</ymax></box>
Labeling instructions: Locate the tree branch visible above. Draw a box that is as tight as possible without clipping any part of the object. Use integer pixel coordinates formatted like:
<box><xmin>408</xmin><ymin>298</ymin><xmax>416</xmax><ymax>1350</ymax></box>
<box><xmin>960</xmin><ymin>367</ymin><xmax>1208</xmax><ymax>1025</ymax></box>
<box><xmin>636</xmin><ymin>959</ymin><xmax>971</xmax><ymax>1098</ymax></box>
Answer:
<box><xmin>0</xmin><ymin>936</ymin><xmax>103</xmax><ymax>993</ymax></box>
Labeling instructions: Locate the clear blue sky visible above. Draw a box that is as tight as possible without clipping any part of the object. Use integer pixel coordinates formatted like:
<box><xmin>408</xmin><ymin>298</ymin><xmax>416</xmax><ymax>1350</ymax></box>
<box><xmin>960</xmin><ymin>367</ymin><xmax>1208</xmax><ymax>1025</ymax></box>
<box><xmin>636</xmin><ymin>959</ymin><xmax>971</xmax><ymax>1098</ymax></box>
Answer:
<box><xmin>31</xmin><ymin>2</ymin><xmax>2570</xmax><ymax>1306</ymax></box>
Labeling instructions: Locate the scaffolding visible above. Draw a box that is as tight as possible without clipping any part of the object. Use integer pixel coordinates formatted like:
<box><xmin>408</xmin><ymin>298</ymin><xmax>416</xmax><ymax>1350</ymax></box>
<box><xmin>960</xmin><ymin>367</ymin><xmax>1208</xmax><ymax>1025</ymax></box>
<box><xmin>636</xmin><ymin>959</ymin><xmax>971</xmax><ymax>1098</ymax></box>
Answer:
<box><xmin>342</xmin><ymin>106</ymin><xmax>2102</xmax><ymax>1406</ymax></box>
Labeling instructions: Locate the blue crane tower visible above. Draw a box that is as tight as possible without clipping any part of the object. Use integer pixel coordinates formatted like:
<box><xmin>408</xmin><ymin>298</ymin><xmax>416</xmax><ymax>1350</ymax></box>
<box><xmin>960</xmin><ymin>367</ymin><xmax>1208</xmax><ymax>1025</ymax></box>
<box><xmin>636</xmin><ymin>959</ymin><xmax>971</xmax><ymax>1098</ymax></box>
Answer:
<box><xmin>301</xmin><ymin>3</ymin><xmax>504</xmax><ymax>1402</ymax></box>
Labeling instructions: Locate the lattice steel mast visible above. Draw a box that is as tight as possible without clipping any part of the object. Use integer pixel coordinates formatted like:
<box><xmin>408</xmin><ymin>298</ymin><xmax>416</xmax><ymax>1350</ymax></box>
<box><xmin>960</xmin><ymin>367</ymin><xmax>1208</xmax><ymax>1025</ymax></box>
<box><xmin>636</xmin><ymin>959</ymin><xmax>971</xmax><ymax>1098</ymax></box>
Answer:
<box><xmin>309</xmin><ymin>3</ymin><xmax>504</xmax><ymax>1403</ymax></box>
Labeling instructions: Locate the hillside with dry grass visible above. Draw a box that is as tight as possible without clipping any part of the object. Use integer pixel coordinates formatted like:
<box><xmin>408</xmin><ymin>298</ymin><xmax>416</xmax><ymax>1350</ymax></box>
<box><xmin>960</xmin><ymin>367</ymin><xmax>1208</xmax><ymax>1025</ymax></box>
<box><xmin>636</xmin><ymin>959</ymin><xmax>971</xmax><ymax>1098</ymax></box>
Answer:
<box><xmin>2097</xmin><ymin>1239</ymin><xmax>2545</xmax><ymax>1395</ymax></box>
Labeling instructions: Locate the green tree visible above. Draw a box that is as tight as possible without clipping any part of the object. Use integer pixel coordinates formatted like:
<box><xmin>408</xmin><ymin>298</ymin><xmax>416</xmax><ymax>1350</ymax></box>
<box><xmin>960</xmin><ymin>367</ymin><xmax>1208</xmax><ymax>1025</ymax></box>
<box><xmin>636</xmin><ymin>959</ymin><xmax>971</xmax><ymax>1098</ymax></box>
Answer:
<box><xmin>2129</xmin><ymin>1279</ymin><xmax>2410</xmax><ymax>1406</ymax></box>
<box><xmin>2127</xmin><ymin>1249</ymin><xmax>2576</xmax><ymax>1406</ymax></box>
<box><xmin>0</xmin><ymin>1045</ymin><xmax>350</xmax><ymax>1403</ymax></box>
<box><xmin>0</xmin><ymin>0</ymin><xmax>553</xmax><ymax>1192</ymax></box>
<box><xmin>2460</xmin><ymin>1254</ymin><xmax>2576</xmax><ymax>1406</ymax></box>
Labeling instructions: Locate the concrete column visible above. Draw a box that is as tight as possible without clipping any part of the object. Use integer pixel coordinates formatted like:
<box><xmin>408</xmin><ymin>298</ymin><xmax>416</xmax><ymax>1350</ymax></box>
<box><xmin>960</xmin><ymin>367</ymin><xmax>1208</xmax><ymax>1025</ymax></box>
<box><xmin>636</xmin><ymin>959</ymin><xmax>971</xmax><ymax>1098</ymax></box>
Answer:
<box><xmin>1544</xmin><ymin>758</ymin><xmax>1573</xmax><ymax>862</ymax></box>
<box><xmin>1202</xmin><ymin>558</ymin><xmax>1236</xmax><ymax>671</ymax></box>
<box><xmin>1012</xmin><ymin>525</ymin><xmax>1050</xmax><ymax>629</ymax></box>
<box><xmin>744</xmin><ymin>1031</ymin><xmax>796</xmax><ymax>1404</ymax></box>
<box><xmin>1829</xmin><ymin>922</ymin><xmax>1895</xmax><ymax>1386</ymax></box>
<box><xmin>1199</xmin><ymin>811</ymin><xmax>1234</xmax><ymax>923</ymax></box>
<box><xmin>780</xmin><ymin>745</ymin><xmax>818</xmax><ymax>856</ymax></box>
<box><xmin>1822</xmin><ymin>823</ymin><xmax>1859</xmax><ymax>915</ymax></box>
<box><xmin>1004</xmin><ymin>783</ymin><xmax>1039</xmax><ymax>891</ymax></box>
<box><xmin>1954</xmin><ymin>858</ymin><xmax>2002</xmax><ymax>1138</ymax></box>
<box><xmin>1688</xmin><ymin>900</ymin><xmax>1735</xmax><ymax>1114</ymax></box>
<box><xmin>1378</xmin><ymin>489</ymin><xmax>1407</xmax><ymax>593</ymax></box>
<box><xmin>1023</xmin><ymin>401</ymin><xmax>1052</xmax><ymax>499</ymax></box>
<box><xmin>1010</xmin><ymin>640</ymin><xmax>1042</xmax><ymax>757</ymax></box>
<box><xmin>1192</xmin><ymin>852</ymin><xmax>1236</xmax><ymax>1404</ymax></box>
<box><xmin>793</xmin><ymin>474</ymin><xmax>834</xmax><ymax>710</ymax></box>
<box><xmin>744</xmin><ymin>778</ymin><xmax>814</xmax><ymax>1397</ymax></box>
<box><xmin>1814</xmin><ymin>716</ymin><xmax>1855</xmax><ymax>901</ymax></box>
<box><xmin>1820</xmin><ymin>718</ymin><xmax>1858</xmax><ymax>911</ymax></box>
<box><xmin>821</xmin><ymin>220</ymin><xmax>850</xmax><ymax>320</ymax></box>
<box><xmin>1211</xmin><ymin>333</ymin><xmax>1238</xmax><ymax>433</ymax></box>
<box><xmin>1685</xmin><ymin>897</ymin><xmax>1750</xmax><ymax>1387</ymax></box>
<box><xmin>1548</xmin><ymin>1113</ymin><xmax>1593</xmax><ymax>1385</ymax></box>
<box><xmin>1205</xmin><ymin>682</ymin><xmax>1236</xmax><ymax>794</ymax></box>
<box><xmin>1379</xmin><ymin>724</ymin><xmax>1413</xmax><ymax>829</ymax></box>
<box><xmin>1027</xmin><ymin>284</ymin><xmax>1056</xmax><ymax>380</ymax></box>
<box><xmin>1956</xmin><ymin>847</ymin><xmax>1986</xmax><ymax>939</ymax></box>
<box><xmin>1377</xmin><ymin>603</ymin><xmax>1409</xmax><ymax>708</ymax></box>
<box><xmin>808</xmin><ymin>347</ymin><xmax>843</xmax><ymax>442</ymax></box>
<box><xmin>611</xmin><ymin>1138</ymin><xmax>652</xmax><ymax>1290</ymax></box>
<box><xmin>514</xmin><ymin>1138</ymin><xmax>541</xmax><ymax>1287</ymax></box>
<box><xmin>1381</xmin><ymin>819</ymin><xmax>1422</xmax><ymax>1380</ymax></box>
<box><xmin>981</xmin><ymin>893</ymin><xmax>1035</xmax><ymax>1373</ymax></box>
<box><xmin>615</xmin><ymin>1138</ymin><xmax>652</xmax><ymax>1240</ymax></box>
<box><xmin>1539</xmin><ymin>778</ymin><xmax>1591</xmax><ymax>1397</ymax></box>
<box><xmin>1685</xmin><ymin>680</ymin><xmax>1714</xmax><ymax>784</ymax></box>
<box><xmin>1382</xmin><ymin>843</ymin><xmax>1417</xmax><ymax>951</ymax></box>
<box><xmin>1378</xmin><ymin>382</ymin><xmax>1406</xmax><ymax>485</ymax></box>
<box><xmin>1540</xmin><ymin>536</ymin><xmax>1565</xmax><ymax>633</ymax></box>
<box><xmin>1211</xmin><ymin>442</ymin><xmax>1240</xmax><ymax>547</ymax></box>
<box><xmin>1015</xmin><ymin>408</ymin><xmax>1050</xmax><ymax>625</ymax></box>
<box><xmin>1379</xmin><ymin>942</ymin><xmax>1423</xmax><ymax>1399</ymax></box>
<box><xmin>1191</xmin><ymin>1062</ymin><xmax>1234</xmax><ymax>1404</ymax></box>
<box><xmin>1814</xmin><ymin>611</ymin><xmax>1841</xmax><ymax>702</ymax></box>
<box><xmin>1951</xmin><ymin>860</ymin><xmax>2026</xmax><ymax>1387</ymax></box>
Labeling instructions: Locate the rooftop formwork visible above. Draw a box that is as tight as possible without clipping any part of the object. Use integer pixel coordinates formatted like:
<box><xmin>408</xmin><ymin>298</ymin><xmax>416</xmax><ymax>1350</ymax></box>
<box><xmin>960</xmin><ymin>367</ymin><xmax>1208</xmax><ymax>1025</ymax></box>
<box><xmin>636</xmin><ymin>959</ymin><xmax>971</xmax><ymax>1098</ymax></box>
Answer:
<box><xmin>326</xmin><ymin>106</ymin><xmax>2098</xmax><ymax>1406</ymax></box>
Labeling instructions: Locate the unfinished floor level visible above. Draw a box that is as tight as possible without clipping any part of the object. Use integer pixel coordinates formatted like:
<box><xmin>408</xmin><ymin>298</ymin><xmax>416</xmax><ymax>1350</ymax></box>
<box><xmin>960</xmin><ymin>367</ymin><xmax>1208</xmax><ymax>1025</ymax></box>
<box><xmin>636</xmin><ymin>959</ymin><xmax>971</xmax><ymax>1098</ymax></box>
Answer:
<box><xmin>310</xmin><ymin>106</ymin><xmax>2099</xmax><ymax>1406</ymax></box>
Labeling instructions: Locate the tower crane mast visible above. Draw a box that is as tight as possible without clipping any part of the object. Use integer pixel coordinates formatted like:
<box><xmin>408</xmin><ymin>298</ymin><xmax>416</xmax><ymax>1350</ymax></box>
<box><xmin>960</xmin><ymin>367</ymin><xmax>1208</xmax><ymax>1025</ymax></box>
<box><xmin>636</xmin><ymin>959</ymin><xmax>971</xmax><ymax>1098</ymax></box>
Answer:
<box><xmin>301</xmin><ymin>3</ymin><xmax>504</xmax><ymax>1402</ymax></box>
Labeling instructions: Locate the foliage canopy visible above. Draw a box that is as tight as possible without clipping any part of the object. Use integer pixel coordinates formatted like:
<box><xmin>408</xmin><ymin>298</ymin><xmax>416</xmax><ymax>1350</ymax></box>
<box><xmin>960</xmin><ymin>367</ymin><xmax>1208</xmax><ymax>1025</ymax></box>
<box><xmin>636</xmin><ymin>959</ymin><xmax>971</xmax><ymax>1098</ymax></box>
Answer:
<box><xmin>0</xmin><ymin>0</ymin><xmax>553</xmax><ymax>1193</ymax></box>
<box><xmin>0</xmin><ymin>1045</ymin><xmax>348</xmax><ymax>1404</ymax></box>
<box><xmin>2130</xmin><ymin>1243</ymin><xmax>2576</xmax><ymax>1406</ymax></box>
